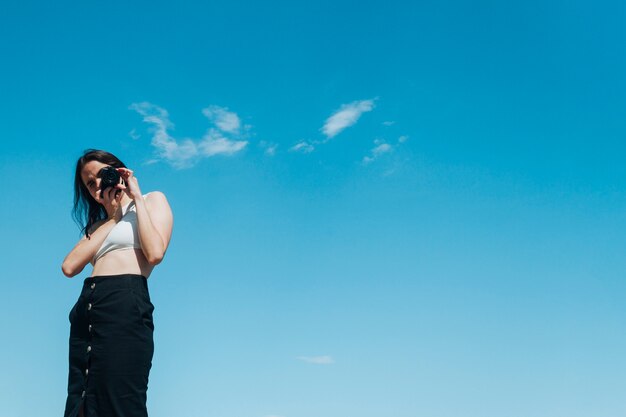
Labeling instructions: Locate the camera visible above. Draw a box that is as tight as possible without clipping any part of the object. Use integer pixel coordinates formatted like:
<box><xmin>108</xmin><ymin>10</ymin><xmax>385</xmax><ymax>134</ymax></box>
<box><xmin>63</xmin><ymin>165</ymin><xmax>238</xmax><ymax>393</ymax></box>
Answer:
<box><xmin>98</xmin><ymin>166</ymin><xmax>126</xmax><ymax>198</ymax></box>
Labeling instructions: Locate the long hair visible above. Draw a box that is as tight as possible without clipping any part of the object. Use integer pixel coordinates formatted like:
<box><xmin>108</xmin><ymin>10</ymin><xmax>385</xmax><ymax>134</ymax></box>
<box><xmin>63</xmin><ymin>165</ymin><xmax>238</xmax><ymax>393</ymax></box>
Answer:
<box><xmin>72</xmin><ymin>149</ymin><xmax>127</xmax><ymax>239</ymax></box>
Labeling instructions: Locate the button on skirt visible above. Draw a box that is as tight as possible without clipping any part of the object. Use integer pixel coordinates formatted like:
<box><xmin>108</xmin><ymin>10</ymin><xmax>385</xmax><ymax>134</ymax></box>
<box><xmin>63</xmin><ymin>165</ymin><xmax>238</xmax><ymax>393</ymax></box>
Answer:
<box><xmin>64</xmin><ymin>274</ymin><xmax>155</xmax><ymax>417</ymax></box>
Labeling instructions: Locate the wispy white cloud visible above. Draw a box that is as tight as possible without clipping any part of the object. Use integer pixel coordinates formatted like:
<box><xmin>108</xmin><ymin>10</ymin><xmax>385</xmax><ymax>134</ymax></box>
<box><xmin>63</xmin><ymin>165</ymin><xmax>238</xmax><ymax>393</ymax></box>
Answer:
<box><xmin>382</xmin><ymin>120</ymin><xmax>395</xmax><ymax>126</ymax></box>
<box><xmin>130</xmin><ymin>102</ymin><xmax>196</xmax><ymax>169</ymax></box>
<box><xmin>321</xmin><ymin>99</ymin><xmax>376</xmax><ymax>139</ymax></box>
<box><xmin>130</xmin><ymin>102</ymin><xmax>248</xmax><ymax>169</ymax></box>
<box><xmin>128</xmin><ymin>128</ymin><xmax>140</xmax><ymax>140</ymax></box>
<box><xmin>199</xmin><ymin>128</ymin><xmax>247</xmax><ymax>156</ymax></box>
<box><xmin>296</xmin><ymin>355</ymin><xmax>334</xmax><ymax>364</ymax></box>
<box><xmin>265</xmin><ymin>145</ymin><xmax>277</xmax><ymax>156</ymax></box>
<box><xmin>202</xmin><ymin>105</ymin><xmax>241</xmax><ymax>134</ymax></box>
<box><xmin>259</xmin><ymin>140</ymin><xmax>278</xmax><ymax>156</ymax></box>
<box><xmin>289</xmin><ymin>141</ymin><xmax>315</xmax><ymax>153</ymax></box>
<box><xmin>362</xmin><ymin>135</ymin><xmax>409</xmax><ymax>165</ymax></box>
<box><xmin>373</xmin><ymin>142</ymin><xmax>392</xmax><ymax>155</ymax></box>
<box><xmin>362</xmin><ymin>139</ymin><xmax>393</xmax><ymax>165</ymax></box>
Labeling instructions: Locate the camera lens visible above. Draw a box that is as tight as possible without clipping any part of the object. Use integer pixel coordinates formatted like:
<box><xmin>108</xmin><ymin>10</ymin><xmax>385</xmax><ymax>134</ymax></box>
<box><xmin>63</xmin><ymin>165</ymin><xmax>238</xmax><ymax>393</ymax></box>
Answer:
<box><xmin>98</xmin><ymin>166</ymin><xmax>121</xmax><ymax>198</ymax></box>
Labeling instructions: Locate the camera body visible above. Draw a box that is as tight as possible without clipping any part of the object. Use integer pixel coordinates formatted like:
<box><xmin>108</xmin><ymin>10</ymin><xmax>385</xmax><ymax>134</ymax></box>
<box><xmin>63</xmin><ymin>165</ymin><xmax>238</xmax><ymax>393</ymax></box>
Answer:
<box><xmin>98</xmin><ymin>166</ymin><xmax>126</xmax><ymax>198</ymax></box>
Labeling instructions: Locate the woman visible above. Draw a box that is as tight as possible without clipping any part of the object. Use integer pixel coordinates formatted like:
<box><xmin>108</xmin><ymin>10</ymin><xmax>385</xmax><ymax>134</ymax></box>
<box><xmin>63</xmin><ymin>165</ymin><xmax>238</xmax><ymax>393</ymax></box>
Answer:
<box><xmin>61</xmin><ymin>149</ymin><xmax>174</xmax><ymax>417</ymax></box>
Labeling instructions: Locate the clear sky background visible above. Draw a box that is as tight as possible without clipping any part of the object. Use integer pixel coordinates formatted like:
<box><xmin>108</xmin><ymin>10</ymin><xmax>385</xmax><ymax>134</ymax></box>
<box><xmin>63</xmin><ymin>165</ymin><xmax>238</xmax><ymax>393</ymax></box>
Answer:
<box><xmin>1</xmin><ymin>1</ymin><xmax>626</xmax><ymax>416</ymax></box>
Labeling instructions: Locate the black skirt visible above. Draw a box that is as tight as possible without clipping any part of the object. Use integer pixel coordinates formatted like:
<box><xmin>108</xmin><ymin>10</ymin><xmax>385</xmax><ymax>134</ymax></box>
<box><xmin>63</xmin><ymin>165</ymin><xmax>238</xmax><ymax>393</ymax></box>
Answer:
<box><xmin>64</xmin><ymin>274</ymin><xmax>155</xmax><ymax>417</ymax></box>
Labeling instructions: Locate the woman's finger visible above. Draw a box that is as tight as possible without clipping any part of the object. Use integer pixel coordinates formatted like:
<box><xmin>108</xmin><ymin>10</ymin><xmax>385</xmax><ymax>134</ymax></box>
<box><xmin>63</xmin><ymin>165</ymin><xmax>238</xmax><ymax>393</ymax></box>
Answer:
<box><xmin>117</xmin><ymin>167</ymin><xmax>133</xmax><ymax>177</ymax></box>
<box><xmin>107</xmin><ymin>186</ymin><xmax>117</xmax><ymax>202</ymax></box>
<box><xmin>100</xmin><ymin>187</ymin><xmax>109</xmax><ymax>201</ymax></box>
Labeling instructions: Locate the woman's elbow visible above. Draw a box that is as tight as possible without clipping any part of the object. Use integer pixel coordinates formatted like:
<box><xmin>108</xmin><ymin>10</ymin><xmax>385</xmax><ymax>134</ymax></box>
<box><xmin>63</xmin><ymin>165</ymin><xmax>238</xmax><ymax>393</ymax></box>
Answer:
<box><xmin>61</xmin><ymin>260</ymin><xmax>82</xmax><ymax>278</ymax></box>
<box><xmin>147</xmin><ymin>254</ymin><xmax>164</xmax><ymax>266</ymax></box>
<box><xmin>146</xmin><ymin>253</ymin><xmax>165</xmax><ymax>266</ymax></box>
<box><xmin>62</xmin><ymin>262</ymin><xmax>75</xmax><ymax>278</ymax></box>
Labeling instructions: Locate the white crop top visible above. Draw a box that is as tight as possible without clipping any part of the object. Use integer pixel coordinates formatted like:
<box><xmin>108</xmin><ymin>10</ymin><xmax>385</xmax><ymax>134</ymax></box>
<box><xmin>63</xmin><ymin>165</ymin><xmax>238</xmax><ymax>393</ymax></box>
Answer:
<box><xmin>92</xmin><ymin>193</ymin><xmax>153</xmax><ymax>264</ymax></box>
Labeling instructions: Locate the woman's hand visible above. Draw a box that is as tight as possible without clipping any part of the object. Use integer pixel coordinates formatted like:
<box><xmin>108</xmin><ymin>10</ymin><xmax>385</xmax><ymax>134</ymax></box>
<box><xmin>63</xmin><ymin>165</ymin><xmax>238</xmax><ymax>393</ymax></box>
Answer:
<box><xmin>115</xmin><ymin>167</ymin><xmax>143</xmax><ymax>201</ymax></box>
<box><xmin>101</xmin><ymin>185</ymin><xmax>124</xmax><ymax>221</ymax></box>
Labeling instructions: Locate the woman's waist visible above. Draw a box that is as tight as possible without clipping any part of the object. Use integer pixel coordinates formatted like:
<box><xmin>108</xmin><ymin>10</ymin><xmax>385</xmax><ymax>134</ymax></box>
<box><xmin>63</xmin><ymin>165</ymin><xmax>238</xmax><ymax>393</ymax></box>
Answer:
<box><xmin>92</xmin><ymin>248</ymin><xmax>154</xmax><ymax>278</ymax></box>
<box><xmin>82</xmin><ymin>273</ymin><xmax>149</xmax><ymax>293</ymax></box>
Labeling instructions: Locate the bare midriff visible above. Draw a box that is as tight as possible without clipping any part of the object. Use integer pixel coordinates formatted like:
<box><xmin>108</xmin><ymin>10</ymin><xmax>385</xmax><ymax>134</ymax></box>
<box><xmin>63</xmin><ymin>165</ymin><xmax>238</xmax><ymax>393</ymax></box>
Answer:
<box><xmin>91</xmin><ymin>248</ymin><xmax>154</xmax><ymax>278</ymax></box>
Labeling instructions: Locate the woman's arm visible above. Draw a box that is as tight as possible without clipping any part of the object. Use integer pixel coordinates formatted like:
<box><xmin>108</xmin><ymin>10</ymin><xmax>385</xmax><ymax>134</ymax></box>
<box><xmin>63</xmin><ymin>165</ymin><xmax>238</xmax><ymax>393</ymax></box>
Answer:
<box><xmin>62</xmin><ymin>182</ymin><xmax>128</xmax><ymax>277</ymax></box>
<box><xmin>135</xmin><ymin>191</ymin><xmax>174</xmax><ymax>265</ymax></box>
<box><xmin>111</xmin><ymin>167</ymin><xmax>173</xmax><ymax>266</ymax></box>
<box><xmin>61</xmin><ymin>219</ymin><xmax>116</xmax><ymax>278</ymax></box>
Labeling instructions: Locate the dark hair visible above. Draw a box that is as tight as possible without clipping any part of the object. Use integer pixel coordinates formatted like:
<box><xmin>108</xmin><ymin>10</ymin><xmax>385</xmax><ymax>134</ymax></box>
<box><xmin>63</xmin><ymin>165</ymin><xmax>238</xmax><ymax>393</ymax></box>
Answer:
<box><xmin>72</xmin><ymin>149</ymin><xmax>127</xmax><ymax>239</ymax></box>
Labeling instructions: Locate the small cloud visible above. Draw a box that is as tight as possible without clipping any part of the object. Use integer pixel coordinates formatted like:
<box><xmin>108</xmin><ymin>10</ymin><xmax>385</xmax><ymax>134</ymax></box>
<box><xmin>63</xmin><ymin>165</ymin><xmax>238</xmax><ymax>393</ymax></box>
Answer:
<box><xmin>265</xmin><ymin>145</ymin><xmax>277</xmax><ymax>156</ymax></box>
<box><xmin>382</xmin><ymin>121</ymin><xmax>395</xmax><ymax>126</ymax></box>
<box><xmin>289</xmin><ymin>141</ymin><xmax>315</xmax><ymax>153</ymax></box>
<box><xmin>130</xmin><ymin>102</ymin><xmax>248</xmax><ymax>169</ymax></box>
<box><xmin>297</xmin><ymin>355</ymin><xmax>334</xmax><ymax>364</ymax></box>
<box><xmin>362</xmin><ymin>140</ymin><xmax>393</xmax><ymax>165</ymax></box>
<box><xmin>199</xmin><ymin>128</ymin><xmax>247</xmax><ymax>156</ymax></box>
<box><xmin>129</xmin><ymin>128</ymin><xmax>140</xmax><ymax>140</ymax></box>
<box><xmin>202</xmin><ymin>105</ymin><xmax>241</xmax><ymax>134</ymax></box>
<box><xmin>398</xmin><ymin>135</ymin><xmax>408</xmax><ymax>143</ymax></box>
<box><xmin>130</xmin><ymin>102</ymin><xmax>196</xmax><ymax>169</ymax></box>
<box><xmin>321</xmin><ymin>98</ymin><xmax>376</xmax><ymax>139</ymax></box>
<box><xmin>259</xmin><ymin>140</ymin><xmax>278</xmax><ymax>156</ymax></box>
<box><xmin>373</xmin><ymin>143</ymin><xmax>392</xmax><ymax>155</ymax></box>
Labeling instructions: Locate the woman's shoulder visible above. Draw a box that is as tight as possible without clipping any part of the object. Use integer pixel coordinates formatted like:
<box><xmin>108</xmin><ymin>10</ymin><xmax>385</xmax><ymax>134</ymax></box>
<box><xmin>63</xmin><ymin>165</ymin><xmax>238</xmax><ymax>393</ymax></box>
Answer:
<box><xmin>142</xmin><ymin>191</ymin><xmax>173</xmax><ymax>218</ymax></box>
<box><xmin>143</xmin><ymin>191</ymin><xmax>171</xmax><ymax>208</ymax></box>
<box><xmin>83</xmin><ymin>218</ymin><xmax>107</xmax><ymax>239</ymax></box>
<box><xmin>143</xmin><ymin>191</ymin><xmax>168</xmax><ymax>201</ymax></box>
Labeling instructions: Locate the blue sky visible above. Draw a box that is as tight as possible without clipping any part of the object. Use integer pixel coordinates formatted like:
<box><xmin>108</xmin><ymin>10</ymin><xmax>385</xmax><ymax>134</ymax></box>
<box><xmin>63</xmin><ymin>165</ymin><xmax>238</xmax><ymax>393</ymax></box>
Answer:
<box><xmin>1</xmin><ymin>0</ymin><xmax>626</xmax><ymax>416</ymax></box>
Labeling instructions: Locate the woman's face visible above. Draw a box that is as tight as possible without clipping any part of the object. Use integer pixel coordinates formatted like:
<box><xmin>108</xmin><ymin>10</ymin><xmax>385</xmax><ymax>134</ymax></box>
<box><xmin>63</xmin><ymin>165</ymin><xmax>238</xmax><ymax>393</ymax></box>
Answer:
<box><xmin>80</xmin><ymin>160</ymin><xmax>110</xmax><ymax>204</ymax></box>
